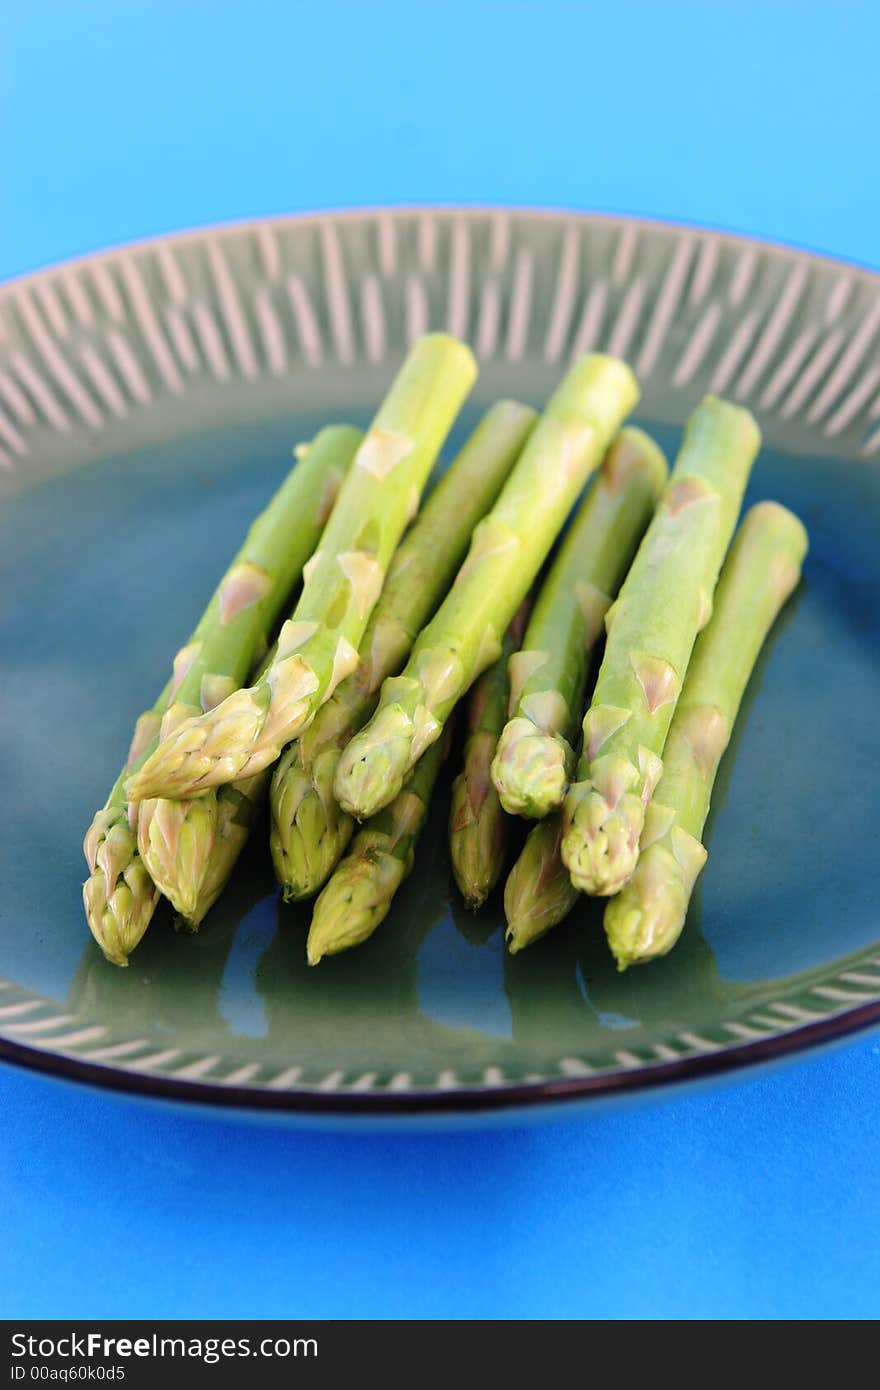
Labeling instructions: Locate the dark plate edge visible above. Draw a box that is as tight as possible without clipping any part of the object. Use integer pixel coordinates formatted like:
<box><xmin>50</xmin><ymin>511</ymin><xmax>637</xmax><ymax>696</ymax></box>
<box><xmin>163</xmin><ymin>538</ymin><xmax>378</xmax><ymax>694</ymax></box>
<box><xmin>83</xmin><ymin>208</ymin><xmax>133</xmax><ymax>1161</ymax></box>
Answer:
<box><xmin>3</xmin><ymin>998</ymin><xmax>880</xmax><ymax>1117</ymax></box>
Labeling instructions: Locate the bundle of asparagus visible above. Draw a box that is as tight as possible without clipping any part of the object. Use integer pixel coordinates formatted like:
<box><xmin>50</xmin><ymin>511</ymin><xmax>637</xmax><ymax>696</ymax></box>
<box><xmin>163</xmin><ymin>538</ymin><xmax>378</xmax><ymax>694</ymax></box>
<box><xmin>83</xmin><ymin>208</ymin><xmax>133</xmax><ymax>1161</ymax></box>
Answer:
<box><xmin>83</xmin><ymin>424</ymin><xmax>361</xmax><ymax>964</ymax></box>
<box><xmin>491</xmin><ymin>427</ymin><xmax>668</xmax><ymax>820</ymax></box>
<box><xmin>561</xmin><ymin>396</ymin><xmax>760</xmax><ymax>898</ymax></box>
<box><xmin>126</xmin><ymin>334</ymin><xmax>476</xmax><ymax>800</ymax></box>
<box><xmin>270</xmin><ymin>400</ymin><xmax>537</xmax><ymax>901</ymax></box>
<box><xmin>505</xmin><ymin>500</ymin><xmax>806</xmax><ymax>960</ymax></box>
<box><xmin>333</xmin><ymin>354</ymin><xmax>639</xmax><ymax>818</ymax></box>
<box><xmin>82</xmin><ymin>331</ymin><xmax>807</xmax><ymax>976</ymax></box>
<box><xmin>502</xmin><ymin>427</ymin><xmax>670</xmax><ymax>950</ymax></box>
<box><xmin>603</xmin><ymin>501</ymin><xmax>807</xmax><ymax>969</ymax></box>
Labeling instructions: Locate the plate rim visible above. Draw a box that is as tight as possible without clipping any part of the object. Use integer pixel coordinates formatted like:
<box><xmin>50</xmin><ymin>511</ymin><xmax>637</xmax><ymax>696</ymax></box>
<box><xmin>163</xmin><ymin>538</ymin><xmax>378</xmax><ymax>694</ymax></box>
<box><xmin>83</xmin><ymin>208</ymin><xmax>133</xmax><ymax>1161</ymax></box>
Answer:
<box><xmin>2</xmin><ymin>201</ymin><xmax>878</xmax><ymax>292</ymax></box>
<box><xmin>2</xmin><ymin>997</ymin><xmax>879</xmax><ymax>1116</ymax></box>
<box><xmin>3</xmin><ymin>202</ymin><xmax>879</xmax><ymax>1119</ymax></box>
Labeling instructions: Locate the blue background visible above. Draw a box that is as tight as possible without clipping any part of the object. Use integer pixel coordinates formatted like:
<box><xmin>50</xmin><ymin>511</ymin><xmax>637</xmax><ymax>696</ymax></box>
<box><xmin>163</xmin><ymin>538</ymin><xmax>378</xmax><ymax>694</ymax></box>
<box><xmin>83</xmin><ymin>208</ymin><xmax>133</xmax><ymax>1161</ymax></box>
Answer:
<box><xmin>3</xmin><ymin>0</ymin><xmax>878</xmax><ymax>1320</ymax></box>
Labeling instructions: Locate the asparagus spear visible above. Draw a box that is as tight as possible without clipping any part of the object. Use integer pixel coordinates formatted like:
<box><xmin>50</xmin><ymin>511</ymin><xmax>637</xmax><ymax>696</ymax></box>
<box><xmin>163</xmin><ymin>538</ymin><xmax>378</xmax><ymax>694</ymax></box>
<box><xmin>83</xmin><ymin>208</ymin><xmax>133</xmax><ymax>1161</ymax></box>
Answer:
<box><xmin>561</xmin><ymin>396</ymin><xmax>759</xmax><ymax>898</ymax></box>
<box><xmin>448</xmin><ymin>606</ymin><xmax>528</xmax><ymax>909</ymax></box>
<box><xmin>82</xmin><ymin>425</ymin><xmax>360</xmax><ymax>966</ymax></box>
<box><xmin>134</xmin><ymin>430</ymin><xmax>359</xmax><ymax>925</ymax></box>
<box><xmin>604</xmin><ymin>501</ymin><xmax>807</xmax><ymax>968</ymax></box>
<box><xmin>491</xmin><ymin>428</ymin><xmax>668</xmax><ymax>820</ymax></box>
<box><xmin>82</xmin><ymin>704</ymin><xmax>168</xmax><ymax>968</ymax></box>
<box><xmin>270</xmin><ymin>401</ymin><xmax>537</xmax><ymax>900</ymax></box>
<box><xmin>501</xmin><ymin>432</ymin><xmax>668</xmax><ymax>950</ymax></box>
<box><xmin>334</xmin><ymin>354</ymin><xmax>640</xmax><ymax>821</ymax></box>
<box><xmin>127</xmin><ymin>335</ymin><xmax>476</xmax><ymax>801</ymax></box>
<box><xmin>504</xmin><ymin>812</ymin><xmax>579</xmax><ymax>953</ymax></box>
<box><xmin>306</xmin><ymin>734</ymin><xmax>447</xmax><ymax>964</ymax></box>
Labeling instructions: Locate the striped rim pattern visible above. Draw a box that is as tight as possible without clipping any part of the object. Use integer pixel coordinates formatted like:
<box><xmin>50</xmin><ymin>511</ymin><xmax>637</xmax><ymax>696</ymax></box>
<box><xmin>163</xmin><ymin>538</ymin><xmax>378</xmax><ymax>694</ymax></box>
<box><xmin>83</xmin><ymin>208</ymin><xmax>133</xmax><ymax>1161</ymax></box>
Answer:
<box><xmin>2</xmin><ymin>208</ymin><xmax>879</xmax><ymax>485</ymax></box>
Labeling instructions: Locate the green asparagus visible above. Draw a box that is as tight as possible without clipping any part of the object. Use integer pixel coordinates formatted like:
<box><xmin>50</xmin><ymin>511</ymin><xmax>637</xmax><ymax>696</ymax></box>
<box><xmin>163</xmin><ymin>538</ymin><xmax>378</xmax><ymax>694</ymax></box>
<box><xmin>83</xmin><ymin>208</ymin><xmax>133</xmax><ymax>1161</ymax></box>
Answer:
<box><xmin>134</xmin><ymin>427</ymin><xmax>360</xmax><ymax>924</ymax></box>
<box><xmin>604</xmin><ymin>501</ymin><xmax>807</xmax><ymax>968</ymax></box>
<box><xmin>334</xmin><ymin>354</ymin><xmax>640</xmax><ymax>821</ymax></box>
<box><xmin>82</xmin><ymin>703</ymin><xmax>168</xmax><ymax>968</ymax></box>
<box><xmin>126</xmin><ymin>335</ymin><xmax>476</xmax><ymax>801</ymax></box>
<box><xmin>306</xmin><ymin>735</ymin><xmax>447</xmax><ymax>964</ymax></box>
<box><xmin>184</xmin><ymin>768</ymin><xmax>270</xmax><ymax>928</ymax></box>
<box><xmin>270</xmin><ymin>400</ymin><xmax>537</xmax><ymax>900</ymax></box>
<box><xmin>504</xmin><ymin>813</ymin><xmax>579</xmax><ymax>953</ymax></box>
<box><xmin>561</xmin><ymin>396</ymin><xmax>759</xmax><ymax>897</ymax></box>
<box><xmin>491</xmin><ymin>427</ymin><xmax>668</xmax><ymax>819</ymax></box>
<box><xmin>448</xmin><ymin>606</ymin><xmax>528</xmax><ymax>909</ymax></box>
<box><xmin>501</xmin><ymin>431</ymin><xmax>667</xmax><ymax>950</ymax></box>
<box><xmin>148</xmin><ymin>645</ymin><xmax>277</xmax><ymax>928</ymax></box>
<box><xmin>83</xmin><ymin>425</ymin><xmax>360</xmax><ymax>965</ymax></box>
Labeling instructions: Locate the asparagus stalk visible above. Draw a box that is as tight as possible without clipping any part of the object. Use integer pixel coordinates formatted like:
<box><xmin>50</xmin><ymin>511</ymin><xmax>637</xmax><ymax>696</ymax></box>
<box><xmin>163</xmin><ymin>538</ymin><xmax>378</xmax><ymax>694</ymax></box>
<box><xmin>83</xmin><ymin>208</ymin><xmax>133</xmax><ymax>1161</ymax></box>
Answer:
<box><xmin>604</xmin><ymin>502</ymin><xmax>807</xmax><ymax>968</ymax></box>
<box><xmin>82</xmin><ymin>425</ymin><xmax>360</xmax><ymax>965</ymax></box>
<box><xmin>448</xmin><ymin>605</ymin><xmax>528</xmax><ymax>909</ymax></box>
<box><xmin>561</xmin><ymin>396</ymin><xmax>759</xmax><ymax>898</ymax></box>
<box><xmin>334</xmin><ymin>354</ymin><xmax>640</xmax><ymax>821</ymax></box>
<box><xmin>270</xmin><ymin>400</ymin><xmax>537</xmax><ymax>900</ymax></box>
<box><xmin>491</xmin><ymin>428</ymin><xmax>668</xmax><ymax>819</ymax></box>
<box><xmin>504</xmin><ymin>812</ymin><xmax>579</xmax><ymax>953</ymax></box>
<box><xmin>127</xmin><ymin>335</ymin><xmax>477</xmax><ymax>801</ymax></box>
<box><xmin>501</xmin><ymin>431</ymin><xmax>668</xmax><ymax>951</ymax></box>
<box><xmin>134</xmin><ymin>430</ymin><xmax>359</xmax><ymax>925</ymax></box>
<box><xmin>306</xmin><ymin>734</ymin><xmax>447</xmax><ymax>964</ymax></box>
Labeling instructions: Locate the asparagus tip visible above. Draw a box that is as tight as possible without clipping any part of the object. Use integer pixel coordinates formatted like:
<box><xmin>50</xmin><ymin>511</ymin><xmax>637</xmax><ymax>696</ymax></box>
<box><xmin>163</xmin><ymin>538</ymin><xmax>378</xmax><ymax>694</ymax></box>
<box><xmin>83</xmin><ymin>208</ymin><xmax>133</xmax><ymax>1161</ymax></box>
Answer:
<box><xmin>459</xmin><ymin>885</ymin><xmax>489</xmax><ymax>912</ymax></box>
<box><xmin>333</xmin><ymin>714</ymin><xmax>414</xmax><ymax>819</ymax></box>
<box><xmin>561</xmin><ymin>782</ymin><xmax>643</xmax><ymax>898</ymax></box>
<box><xmin>82</xmin><ymin>810</ymin><xmax>159</xmax><ymax>966</ymax></box>
<box><xmin>306</xmin><ymin>853</ymin><xmax>404</xmax><ymax>963</ymax></box>
<box><xmin>491</xmin><ymin>722</ymin><xmax>571</xmax><ymax>819</ymax></box>
<box><xmin>504</xmin><ymin>923</ymin><xmax>525</xmax><ymax>955</ymax></box>
<box><xmin>603</xmin><ymin>845</ymin><xmax>694</xmax><ymax>969</ymax></box>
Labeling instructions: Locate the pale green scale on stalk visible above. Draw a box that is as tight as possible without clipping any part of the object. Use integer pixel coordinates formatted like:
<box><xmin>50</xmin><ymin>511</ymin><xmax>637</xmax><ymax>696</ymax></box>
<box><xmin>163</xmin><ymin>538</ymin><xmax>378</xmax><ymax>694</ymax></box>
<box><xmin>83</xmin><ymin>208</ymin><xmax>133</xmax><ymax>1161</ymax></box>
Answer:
<box><xmin>561</xmin><ymin>396</ymin><xmax>760</xmax><ymax>899</ymax></box>
<box><xmin>83</xmin><ymin>425</ymin><xmax>360</xmax><ymax>965</ymax></box>
<box><xmin>126</xmin><ymin>335</ymin><xmax>477</xmax><ymax>801</ymax></box>
<box><xmin>270</xmin><ymin>400</ymin><xmax>537</xmax><ymax>901</ymax></box>
<box><xmin>449</xmin><ymin>607</ymin><xmax>528</xmax><ymax>910</ymax></box>
<box><xmin>334</xmin><ymin>354</ymin><xmax>640</xmax><ymax>822</ymax></box>
<box><xmin>604</xmin><ymin>502</ymin><xmax>807</xmax><ymax>969</ymax></box>
<box><xmin>306</xmin><ymin>735</ymin><xmax>447</xmax><ymax>965</ymax></box>
<box><xmin>491</xmin><ymin>427</ymin><xmax>668</xmax><ymax>820</ymax></box>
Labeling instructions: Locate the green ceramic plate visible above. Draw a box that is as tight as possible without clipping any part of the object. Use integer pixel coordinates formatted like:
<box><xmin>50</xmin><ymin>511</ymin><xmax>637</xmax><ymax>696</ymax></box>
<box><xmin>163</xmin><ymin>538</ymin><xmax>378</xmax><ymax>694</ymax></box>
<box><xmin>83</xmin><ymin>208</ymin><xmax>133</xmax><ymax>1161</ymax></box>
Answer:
<box><xmin>1</xmin><ymin>208</ymin><xmax>879</xmax><ymax>1123</ymax></box>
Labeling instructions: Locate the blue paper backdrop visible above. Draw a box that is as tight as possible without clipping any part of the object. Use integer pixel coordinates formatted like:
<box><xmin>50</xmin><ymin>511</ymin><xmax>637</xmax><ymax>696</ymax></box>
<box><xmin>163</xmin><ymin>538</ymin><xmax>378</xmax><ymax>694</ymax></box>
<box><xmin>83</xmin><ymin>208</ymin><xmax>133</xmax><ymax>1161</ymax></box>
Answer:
<box><xmin>3</xmin><ymin>0</ymin><xmax>878</xmax><ymax>1321</ymax></box>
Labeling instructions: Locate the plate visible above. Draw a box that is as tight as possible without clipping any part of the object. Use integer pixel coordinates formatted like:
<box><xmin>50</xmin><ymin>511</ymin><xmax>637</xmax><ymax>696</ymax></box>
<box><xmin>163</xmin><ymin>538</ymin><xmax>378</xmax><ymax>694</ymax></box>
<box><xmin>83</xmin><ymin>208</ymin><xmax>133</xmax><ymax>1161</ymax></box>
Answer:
<box><xmin>1</xmin><ymin>208</ymin><xmax>879</xmax><ymax>1124</ymax></box>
